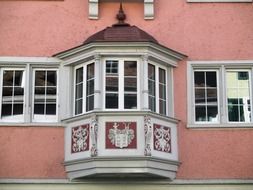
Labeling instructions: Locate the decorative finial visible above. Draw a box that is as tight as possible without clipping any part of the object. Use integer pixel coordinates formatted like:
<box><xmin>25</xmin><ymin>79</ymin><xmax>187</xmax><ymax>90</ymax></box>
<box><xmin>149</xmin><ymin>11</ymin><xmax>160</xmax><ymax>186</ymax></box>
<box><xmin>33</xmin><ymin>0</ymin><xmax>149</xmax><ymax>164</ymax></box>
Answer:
<box><xmin>113</xmin><ymin>1</ymin><xmax>130</xmax><ymax>26</ymax></box>
<box><xmin>117</xmin><ymin>2</ymin><xmax>126</xmax><ymax>24</ymax></box>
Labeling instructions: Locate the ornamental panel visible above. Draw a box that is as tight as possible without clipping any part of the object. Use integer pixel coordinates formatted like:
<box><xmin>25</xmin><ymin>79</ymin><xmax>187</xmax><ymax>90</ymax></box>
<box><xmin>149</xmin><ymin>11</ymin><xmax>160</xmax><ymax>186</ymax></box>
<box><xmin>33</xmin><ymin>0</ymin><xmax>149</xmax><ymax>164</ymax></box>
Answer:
<box><xmin>153</xmin><ymin>124</ymin><xmax>171</xmax><ymax>153</ymax></box>
<box><xmin>71</xmin><ymin>124</ymin><xmax>90</xmax><ymax>153</ymax></box>
<box><xmin>106</xmin><ymin>122</ymin><xmax>137</xmax><ymax>149</ymax></box>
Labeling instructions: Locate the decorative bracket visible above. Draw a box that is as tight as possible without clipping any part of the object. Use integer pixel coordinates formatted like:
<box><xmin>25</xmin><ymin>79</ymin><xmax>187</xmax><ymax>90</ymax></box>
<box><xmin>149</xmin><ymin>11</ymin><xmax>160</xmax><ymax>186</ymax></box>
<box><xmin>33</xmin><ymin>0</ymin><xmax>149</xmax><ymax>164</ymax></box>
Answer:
<box><xmin>88</xmin><ymin>0</ymin><xmax>154</xmax><ymax>20</ymax></box>
<box><xmin>144</xmin><ymin>0</ymin><xmax>154</xmax><ymax>20</ymax></box>
<box><xmin>144</xmin><ymin>115</ymin><xmax>152</xmax><ymax>156</ymax></box>
<box><xmin>90</xmin><ymin>117</ymin><xmax>98</xmax><ymax>156</ymax></box>
<box><xmin>89</xmin><ymin>0</ymin><xmax>99</xmax><ymax>20</ymax></box>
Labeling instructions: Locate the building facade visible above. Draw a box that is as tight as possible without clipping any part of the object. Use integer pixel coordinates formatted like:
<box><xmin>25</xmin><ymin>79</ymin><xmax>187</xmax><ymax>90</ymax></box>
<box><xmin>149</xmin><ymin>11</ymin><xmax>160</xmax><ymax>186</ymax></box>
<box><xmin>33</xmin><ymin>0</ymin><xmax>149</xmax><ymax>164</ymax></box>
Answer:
<box><xmin>0</xmin><ymin>0</ymin><xmax>253</xmax><ymax>189</ymax></box>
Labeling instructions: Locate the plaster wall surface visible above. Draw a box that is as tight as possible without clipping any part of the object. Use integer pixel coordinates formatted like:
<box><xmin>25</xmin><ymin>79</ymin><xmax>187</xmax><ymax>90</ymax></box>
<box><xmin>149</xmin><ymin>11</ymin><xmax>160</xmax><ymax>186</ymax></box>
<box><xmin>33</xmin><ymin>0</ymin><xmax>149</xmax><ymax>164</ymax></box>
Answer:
<box><xmin>0</xmin><ymin>0</ymin><xmax>253</xmax><ymax>179</ymax></box>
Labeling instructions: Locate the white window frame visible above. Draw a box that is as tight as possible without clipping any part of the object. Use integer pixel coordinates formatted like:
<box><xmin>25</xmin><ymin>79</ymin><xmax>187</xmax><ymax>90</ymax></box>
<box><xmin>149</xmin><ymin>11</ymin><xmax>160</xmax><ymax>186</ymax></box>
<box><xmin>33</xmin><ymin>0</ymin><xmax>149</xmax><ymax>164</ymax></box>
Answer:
<box><xmin>0</xmin><ymin>68</ymin><xmax>26</xmax><ymax>122</ymax></box>
<box><xmin>73</xmin><ymin>61</ymin><xmax>95</xmax><ymax>116</ymax></box>
<box><xmin>188</xmin><ymin>61</ymin><xmax>253</xmax><ymax>128</ymax></box>
<box><xmin>148</xmin><ymin>61</ymin><xmax>169</xmax><ymax>116</ymax></box>
<box><xmin>192</xmin><ymin>69</ymin><xmax>220</xmax><ymax>124</ymax></box>
<box><xmin>225</xmin><ymin>69</ymin><xmax>252</xmax><ymax>124</ymax></box>
<box><xmin>103</xmin><ymin>57</ymin><xmax>140</xmax><ymax>111</ymax></box>
<box><xmin>32</xmin><ymin>68</ymin><xmax>59</xmax><ymax>123</ymax></box>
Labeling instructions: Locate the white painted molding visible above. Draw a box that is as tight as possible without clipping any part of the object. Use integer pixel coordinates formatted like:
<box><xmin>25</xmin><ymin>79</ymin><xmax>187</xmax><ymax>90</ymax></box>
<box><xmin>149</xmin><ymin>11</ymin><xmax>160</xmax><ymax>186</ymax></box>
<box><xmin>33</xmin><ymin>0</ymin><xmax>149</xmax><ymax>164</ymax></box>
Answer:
<box><xmin>187</xmin><ymin>0</ymin><xmax>252</xmax><ymax>2</ymax></box>
<box><xmin>89</xmin><ymin>0</ymin><xmax>99</xmax><ymax>19</ymax></box>
<box><xmin>0</xmin><ymin>56</ymin><xmax>61</xmax><ymax>64</ymax></box>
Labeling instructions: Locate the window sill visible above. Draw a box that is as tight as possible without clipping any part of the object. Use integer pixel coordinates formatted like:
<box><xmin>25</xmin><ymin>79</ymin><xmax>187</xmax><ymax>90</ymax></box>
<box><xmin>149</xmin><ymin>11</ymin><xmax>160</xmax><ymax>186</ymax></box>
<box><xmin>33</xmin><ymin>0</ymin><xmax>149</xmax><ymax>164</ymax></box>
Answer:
<box><xmin>187</xmin><ymin>123</ymin><xmax>253</xmax><ymax>129</ymax></box>
<box><xmin>0</xmin><ymin>122</ymin><xmax>63</xmax><ymax>127</ymax></box>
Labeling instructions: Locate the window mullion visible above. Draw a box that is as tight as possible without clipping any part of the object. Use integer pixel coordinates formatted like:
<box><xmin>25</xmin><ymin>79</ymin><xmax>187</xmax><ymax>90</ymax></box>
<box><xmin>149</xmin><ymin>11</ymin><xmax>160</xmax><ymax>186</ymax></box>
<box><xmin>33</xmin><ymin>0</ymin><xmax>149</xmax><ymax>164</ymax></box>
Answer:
<box><xmin>83</xmin><ymin>66</ymin><xmax>87</xmax><ymax>113</ymax></box>
<box><xmin>10</xmin><ymin>71</ymin><xmax>14</xmax><ymax>116</ymax></box>
<box><xmin>119</xmin><ymin>60</ymin><xmax>124</xmax><ymax>110</ymax></box>
<box><xmin>220</xmin><ymin>66</ymin><xmax>226</xmax><ymax>123</ymax></box>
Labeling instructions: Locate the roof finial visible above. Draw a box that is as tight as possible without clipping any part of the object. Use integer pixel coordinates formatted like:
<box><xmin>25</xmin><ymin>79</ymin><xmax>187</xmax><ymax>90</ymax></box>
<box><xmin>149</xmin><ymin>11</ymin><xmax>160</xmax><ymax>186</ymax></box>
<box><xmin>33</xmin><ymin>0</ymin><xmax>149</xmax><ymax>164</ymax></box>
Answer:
<box><xmin>116</xmin><ymin>0</ymin><xmax>126</xmax><ymax>25</ymax></box>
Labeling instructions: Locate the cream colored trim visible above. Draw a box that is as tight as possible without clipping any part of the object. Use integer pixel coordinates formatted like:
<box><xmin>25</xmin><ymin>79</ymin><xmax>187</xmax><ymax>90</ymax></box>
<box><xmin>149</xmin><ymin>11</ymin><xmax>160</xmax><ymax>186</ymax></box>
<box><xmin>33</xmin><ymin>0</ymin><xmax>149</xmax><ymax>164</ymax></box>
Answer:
<box><xmin>187</xmin><ymin>0</ymin><xmax>252</xmax><ymax>2</ymax></box>
<box><xmin>1</xmin><ymin>178</ymin><xmax>253</xmax><ymax>184</ymax></box>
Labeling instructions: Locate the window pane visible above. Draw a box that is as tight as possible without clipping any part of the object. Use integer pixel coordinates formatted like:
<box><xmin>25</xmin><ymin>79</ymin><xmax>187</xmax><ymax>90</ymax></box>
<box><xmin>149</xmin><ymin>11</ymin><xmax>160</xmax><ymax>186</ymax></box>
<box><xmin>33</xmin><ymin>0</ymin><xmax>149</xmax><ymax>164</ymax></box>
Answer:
<box><xmin>75</xmin><ymin>99</ymin><xmax>83</xmax><ymax>115</ymax></box>
<box><xmin>228</xmin><ymin>104</ymin><xmax>239</xmax><ymax>122</ymax></box>
<box><xmin>207</xmin><ymin>89</ymin><xmax>217</xmax><ymax>103</ymax></box>
<box><xmin>106</xmin><ymin>93</ymin><xmax>118</xmax><ymax>108</ymax></box>
<box><xmin>3</xmin><ymin>71</ymin><xmax>13</xmax><ymax>86</ymax></box>
<box><xmin>14</xmin><ymin>71</ymin><xmax>23</xmax><ymax>86</ymax></box>
<box><xmin>76</xmin><ymin>67</ymin><xmax>83</xmax><ymax>83</ymax></box>
<box><xmin>149</xmin><ymin>96</ymin><xmax>156</xmax><ymax>112</ymax></box>
<box><xmin>159</xmin><ymin>100</ymin><xmax>166</xmax><ymax>115</ymax></box>
<box><xmin>148</xmin><ymin>64</ymin><xmax>155</xmax><ymax>80</ymax></box>
<box><xmin>124</xmin><ymin>61</ymin><xmax>137</xmax><ymax>76</ymax></box>
<box><xmin>13</xmin><ymin>104</ymin><xmax>23</xmax><ymax>115</ymax></box>
<box><xmin>148</xmin><ymin>80</ymin><xmax>155</xmax><ymax>96</ymax></box>
<box><xmin>106</xmin><ymin>77</ymin><xmax>118</xmax><ymax>91</ymax></box>
<box><xmin>206</xmin><ymin>72</ymin><xmax>217</xmax><ymax>87</ymax></box>
<box><xmin>1</xmin><ymin>104</ymin><xmax>12</xmax><ymax>116</ymax></box>
<box><xmin>87</xmin><ymin>63</ymin><xmax>94</xmax><ymax>79</ymax></box>
<box><xmin>124</xmin><ymin>94</ymin><xmax>137</xmax><ymax>109</ymax></box>
<box><xmin>194</xmin><ymin>71</ymin><xmax>205</xmax><ymax>87</ymax></box>
<box><xmin>87</xmin><ymin>80</ymin><xmax>94</xmax><ymax>95</ymax></box>
<box><xmin>46</xmin><ymin>87</ymin><xmax>57</xmax><ymax>95</ymax></box>
<box><xmin>2</xmin><ymin>87</ymin><xmax>12</xmax><ymax>97</ymax></box>
<box><xmin>35</xmin><ymin>87</ymin><xmax>45</xmax><ymax>103</ymax></box>
<box><xmin>106</xmin><ymin>60</ymin><xmax>118</xmax><ymax>74</ymax></box>
<box><xmin>207</xmin><ymin>106</ymin><xmax>218</xmax><ymax>122</ymax></box>
<box><xmin>47</xmin><ymin>71</ymin><xmax>57</xmax><ymax>86</ymax></box>
<box><xmin>34</xmin><ymin>104</ymin><xmax>45</xmax><ymax>115</ymax></box>
<box><xmin>75</xmin><ymin>84</ymin><xmax>83</xmax><ymax>99</ymax></box>
<box><xmin>195</xmin><ymin>106</ymin><xmax>206</xmax><ymax>122</ymax></box>
<box><xmin>14</xmin><ymin>87</ymin><xmax>24</xmax><ymax>96</ymax></box>
<box><xmin>124</xmin><ymin>78</ymin><xmax>137</xmax><ymax>92</ymax></box>
<box><xmin>195</xmin><ymin>88</ymin><xmax>205</xmax><ymax>104</ymax></box>
<box><xmin>46</xmin><ymin>104</ymin><xmax>56</xmax><ymax>115</ymax></box>
<box><xmin>35</xmin><ymin>71</ymin><xmax>46</xmax><ymax>86</ymax></box>
<box><xmin>159</xmin><ymin>84</ymin><xmax>166</xmax><ymax>100</ymax></box>
<box><xmin>86</xmin><ymin>96</ymin><xmax>94</xmax><ymax>111</ymax></box>
<box><xmin>159</xmin><ymin>68</ymin><xmax>166</xmax><ymax>84</ymax></box>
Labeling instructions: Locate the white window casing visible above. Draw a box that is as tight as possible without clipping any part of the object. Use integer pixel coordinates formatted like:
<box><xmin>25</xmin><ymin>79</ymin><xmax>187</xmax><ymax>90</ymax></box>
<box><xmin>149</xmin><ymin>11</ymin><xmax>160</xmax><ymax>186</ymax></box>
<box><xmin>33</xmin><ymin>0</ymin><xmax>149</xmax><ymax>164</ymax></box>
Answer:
<box><xmin>32</xmin><ymin>69</ymin><xmax>59</xmax><ymax>123</ymax></box>
<box><xmin>188</xmin><ymin>61</ymin><xmax>253</xmax><ymax>128</ymax></box>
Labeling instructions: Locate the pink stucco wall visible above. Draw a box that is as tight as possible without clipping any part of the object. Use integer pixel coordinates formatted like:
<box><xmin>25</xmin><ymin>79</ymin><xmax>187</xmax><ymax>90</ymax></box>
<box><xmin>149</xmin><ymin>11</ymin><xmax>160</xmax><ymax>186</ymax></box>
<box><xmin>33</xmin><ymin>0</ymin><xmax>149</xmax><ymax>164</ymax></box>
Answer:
<box><xmin>0</xmin><ymin>127</ymin><xmax>65</xmax><ymax>178</ymax></box>
<box><xmin>0</xmin><ymin>0</ymin><xmax>253</xmax><ymax>179</ymax></box>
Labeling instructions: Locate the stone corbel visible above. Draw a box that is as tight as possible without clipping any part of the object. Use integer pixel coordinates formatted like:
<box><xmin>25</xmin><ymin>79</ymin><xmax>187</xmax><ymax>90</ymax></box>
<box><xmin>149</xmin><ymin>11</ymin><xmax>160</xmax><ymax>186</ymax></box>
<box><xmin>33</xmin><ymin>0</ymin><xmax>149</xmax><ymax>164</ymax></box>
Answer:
<box><xmin>89</xmin><ymin>0</ymin><xmax>99</xmax><ymax>19</ymax></box>
<box><xmin>144</xmin><ymin>0</ymin><xmax>154</xmax><ymax>20</ymax></box>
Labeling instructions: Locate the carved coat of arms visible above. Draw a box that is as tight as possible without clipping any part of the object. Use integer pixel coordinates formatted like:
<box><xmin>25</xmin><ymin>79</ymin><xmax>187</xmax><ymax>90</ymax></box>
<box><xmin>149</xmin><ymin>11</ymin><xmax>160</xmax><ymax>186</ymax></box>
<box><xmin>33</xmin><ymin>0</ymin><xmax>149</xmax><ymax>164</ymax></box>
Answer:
<box><xmin>108</xmin><ymin>122</ymin><xmax>135</xmax><ymax>149</ymax></box>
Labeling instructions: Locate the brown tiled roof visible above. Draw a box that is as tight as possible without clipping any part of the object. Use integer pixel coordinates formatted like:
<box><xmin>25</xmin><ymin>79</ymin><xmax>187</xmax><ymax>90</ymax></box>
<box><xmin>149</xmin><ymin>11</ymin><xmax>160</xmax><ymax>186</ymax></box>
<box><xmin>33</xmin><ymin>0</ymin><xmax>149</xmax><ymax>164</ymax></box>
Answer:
<box><xmin>83</xmin><ymin>24</ymin><xmax>158</xmax><ymax>44</ymax></box>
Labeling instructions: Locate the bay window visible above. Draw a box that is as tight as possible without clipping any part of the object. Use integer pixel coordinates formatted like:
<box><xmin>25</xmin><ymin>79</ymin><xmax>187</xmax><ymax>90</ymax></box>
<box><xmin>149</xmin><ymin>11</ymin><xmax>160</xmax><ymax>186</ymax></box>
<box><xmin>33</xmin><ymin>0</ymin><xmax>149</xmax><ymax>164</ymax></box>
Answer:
<box><xmin>188</xmin><ymin>62</ymin><xmax>253</xmax><ymax>127</ymax></box>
